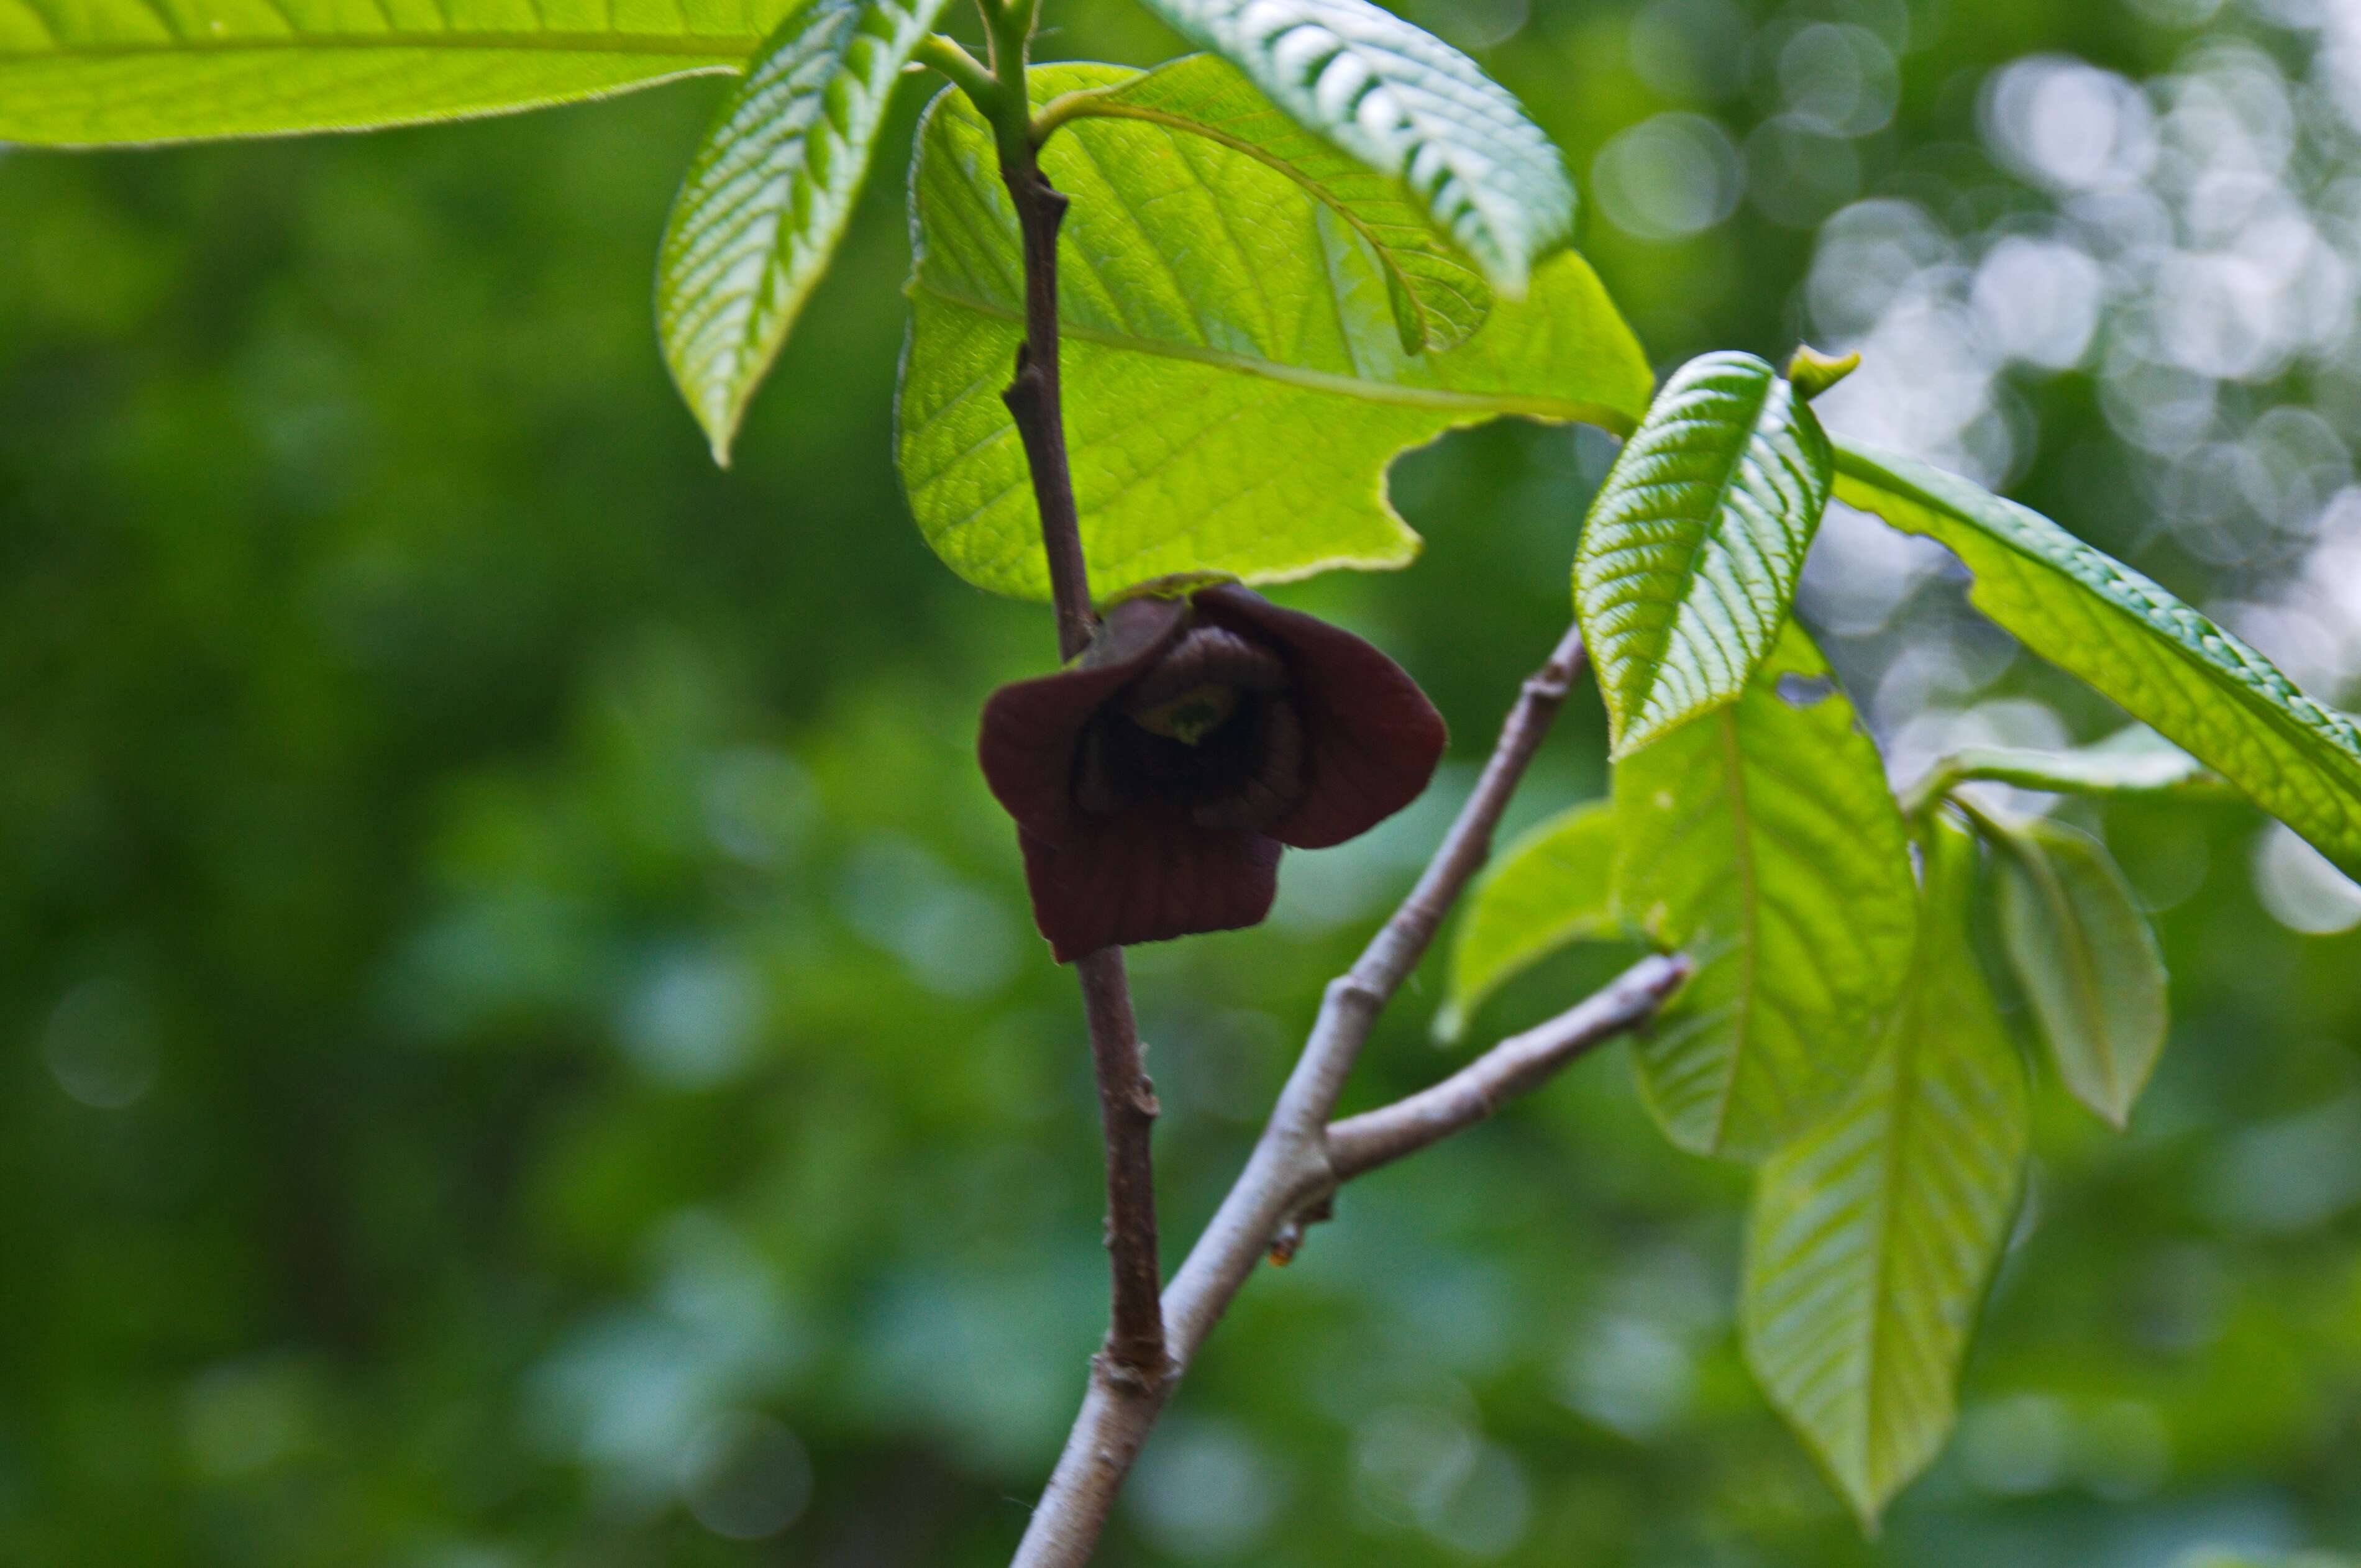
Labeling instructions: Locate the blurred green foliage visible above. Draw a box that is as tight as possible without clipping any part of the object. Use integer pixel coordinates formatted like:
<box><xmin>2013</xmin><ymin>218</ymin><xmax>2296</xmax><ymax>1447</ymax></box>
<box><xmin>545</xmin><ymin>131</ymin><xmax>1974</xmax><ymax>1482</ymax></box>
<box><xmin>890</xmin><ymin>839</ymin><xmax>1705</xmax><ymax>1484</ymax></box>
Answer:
<box><xmin>6</xmin><ymin>1</ymin><xmax>2361</xmax><ymax>1564</ymax></box>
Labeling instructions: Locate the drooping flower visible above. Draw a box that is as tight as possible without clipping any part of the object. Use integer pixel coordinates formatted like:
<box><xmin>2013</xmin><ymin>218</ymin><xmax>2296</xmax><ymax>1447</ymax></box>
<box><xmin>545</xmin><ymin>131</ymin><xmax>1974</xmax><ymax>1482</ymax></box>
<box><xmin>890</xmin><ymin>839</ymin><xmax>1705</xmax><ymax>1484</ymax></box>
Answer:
<box><xmin>979</xmin><ymin>583</ymin><xmax>1447</xmax><ymax>962</ymax></box>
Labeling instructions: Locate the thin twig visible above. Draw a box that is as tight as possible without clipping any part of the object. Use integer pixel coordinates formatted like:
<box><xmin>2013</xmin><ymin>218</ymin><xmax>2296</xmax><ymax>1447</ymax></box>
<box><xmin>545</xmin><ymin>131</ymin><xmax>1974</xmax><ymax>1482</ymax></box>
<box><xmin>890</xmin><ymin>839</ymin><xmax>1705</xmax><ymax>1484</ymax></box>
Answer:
<box><xmin>1010</xmin><ymin>627</ymin><xmax>1638</xmax><ymax>1568</ymax></box>
<box><xmin>1327</xmin><ymin>952</ymin><xmax>1692</xmax><ymax>1181</ymax></box>
<box><xmin>984</xmin><ymin>15</ymin><xmax>1169</xmax><ymax>1391</ymax></box>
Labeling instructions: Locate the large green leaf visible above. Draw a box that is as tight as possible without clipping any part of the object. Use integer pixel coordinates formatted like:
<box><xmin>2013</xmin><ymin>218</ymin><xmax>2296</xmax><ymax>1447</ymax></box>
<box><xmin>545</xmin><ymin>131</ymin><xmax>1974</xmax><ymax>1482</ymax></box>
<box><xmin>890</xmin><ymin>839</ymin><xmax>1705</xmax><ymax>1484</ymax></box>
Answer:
<box><xmin>1743</xmin><ymin>816</ymin><xmax>2030</xmax><ymax>1529</ymax></box>
<box><xmin>1039</xmin><ymin>52</ymin><xmax>1491</xmax><ymax>354</ymax></box>
<box><xmin>1982</xmin><ymin>812</ymin><xmax>2168</xmax><ymax>1130</ymax></box>
<box><xmin>0</xmin><ymin>0</ymin><xmax>803</xmax><ymax>144</ymax></box>
<box><xmin>897</xmin><ymin>65</ymin><xmax>1651</xmax><ymax>602</ymax></box>
<box><xmin>657</xmin><ymin>0</ymin><xmax>952</xmax><ymax>464</ymax></box>
<box><xmin>1436</xmin><ymin>800</ymin><xmax>1621</xmax><ymax>1044</ymax></box>
<box><xmin>1130</xmin><ymin>0</ymin><xmax>1573</xmax><ymax>291</ymax></box>
<box><xmin>1576</xmin><ymin>352</ymin><xmax>1832</xmax><ymax>756</ymax></box>
<box><xmin>1833</xmin><ymin>439</ymin><xmax>2361</xmax><ymax>879</ymax></box>
<box><xmin>1614</xmin><ymin>622</ymin><xmax>1917</xmax><ymax>1159</ymax></box>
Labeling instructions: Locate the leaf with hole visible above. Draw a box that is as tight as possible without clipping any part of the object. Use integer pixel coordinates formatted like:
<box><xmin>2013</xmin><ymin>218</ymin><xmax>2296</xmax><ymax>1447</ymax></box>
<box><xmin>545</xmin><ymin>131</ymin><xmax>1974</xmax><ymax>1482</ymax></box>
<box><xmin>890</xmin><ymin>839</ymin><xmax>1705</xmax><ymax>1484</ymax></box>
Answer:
<box><xmin>1614</xmin><ymin>622</ymin><xmax>1917</xmax><ymax>1159</ymax></box>
<box><xmin>1039</xmin><ymin>52</ymin><xmax>1492</xmax><ymax>353</ymax></box>
<box><xmin>0</xmin><ymin>0</ymin><xmax>808</xmax><ymax>144</ymax></box>
<box><xmin>897</xmin><ymin>65</ymin><xmax>1652</xmax><ymax>601</ymax></box>
<box><xmin>657</xmin><ymin>0</ymin><xmax>954</xmax><ymax>464</ymax></box>
<box><xmin>1981</xmin><ymin>811</ymin><xmax>2168</xmax><ymax>1129</ymax></box>
<box><xmin>1576</xmin><ymin>352</ymin><xmax>1834</xmax><ymax>757</ymax></box>
<box><xmin>1743</xmin><ymin>815</ymin><xmax>2030</xmax><ymax>1530</ymax></box>
<box><xmin>1834</xmin><ymin>439</ymin><xmax>2361</xmax><ymax>879</ymax></box>
<box><xmin>1129</xmin><ymin>0</ymin><xmax>1573</xmax><ymax>291</ymax></box>
<box><xmin>1437</xmin><ymin>800</ymin><xmax>1622</xmax><ymax>1044</ymax></box>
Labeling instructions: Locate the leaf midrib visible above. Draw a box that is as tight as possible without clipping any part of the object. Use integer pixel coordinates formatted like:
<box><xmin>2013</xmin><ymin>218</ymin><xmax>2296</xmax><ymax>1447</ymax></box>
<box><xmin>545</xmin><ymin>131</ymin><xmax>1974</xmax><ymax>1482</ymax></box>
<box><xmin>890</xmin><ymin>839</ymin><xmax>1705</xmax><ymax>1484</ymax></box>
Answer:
<box><xmin>1630</xmin><ymin>368</ymin><xmax>1779</xmax><ymax>737</ymax></box>
<box><xmin>910</xmin><ymin>275</ymin><xmax>1634</xmax><ymax>427</ymax></box>
<box><xmin>1703</xmin><ymin>706</ymin><xmax>1761</xmax><ymax>1151</ymax></box>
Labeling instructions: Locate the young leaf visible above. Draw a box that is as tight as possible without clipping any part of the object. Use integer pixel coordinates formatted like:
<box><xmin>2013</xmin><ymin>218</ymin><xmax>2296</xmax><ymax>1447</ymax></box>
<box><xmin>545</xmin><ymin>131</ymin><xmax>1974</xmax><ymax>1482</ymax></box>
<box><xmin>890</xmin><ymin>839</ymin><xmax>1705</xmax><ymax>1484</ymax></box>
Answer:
<box><xmin>1743</xmin><ymin>816</ymin><xmax>2031</xmax><ymax>1531</ymax></box>
<box><xmin>1833</xmin><ymin>439</ymin><xmax>2361</xmax><ymax>879</ymax></box>
<box><xmin>1983</xmin><ymin>813</ymin><xmax>2168</xmax><ymax>1129</ymax></box>
<box><xmin>0</xmin><ymin>0</ymin><xmax>803</xmax><ymax>144</ymax></box>
<box><xmin>1902</xmin><ymin>726</ymin><xmax>2224</xmax><ymax>816</ymax></box>
<box><xmin>1438</xmin><ymin>800</ymin><xmax>1621</xmax><ymax>1044</ymax></box>
<box><xmin>657</xmin><ymin>0</ymin><xmax>954</xmax><ymax>464</ymax></box>
<box><xmin>1576</xmin><ymin>353</ymin><xmax>1834</xmax><ymax>757</ymax></box>
<box><xmin>1614</xmin><ymin>622</ymin><xmax>1917</xmax><ymax>1159</ymax></box>
<box><xmin>1129</xmin><ymin>0</ymin><xmax>1574</xmax><ymax>291</ymax></box>
<box><xmin>1040</xmin><ymin>52</ymin><xmax>1492</xmax><ymax>353</ymax></box>
<box><xmin>898</xmin><ymin>66</ymin><xmax>1653</xmax><ymax>602</ymax></box>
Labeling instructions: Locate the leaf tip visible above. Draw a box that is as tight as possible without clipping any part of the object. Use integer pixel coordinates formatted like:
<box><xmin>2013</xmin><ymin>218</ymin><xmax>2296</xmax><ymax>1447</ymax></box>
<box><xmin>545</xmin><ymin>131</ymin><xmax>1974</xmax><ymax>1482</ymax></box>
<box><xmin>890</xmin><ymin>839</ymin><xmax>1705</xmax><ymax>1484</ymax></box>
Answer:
<box><xmin>1786</xmin><ymin>345</ymin><xmax>1861</xmax><ymax>400</ymax></box>
<box><xmin>1845</xmin><ymin>1487</ymin><xmax>1889</xmax><ymax>1540</ymax></box>
<box><xmin>1431</xmin><ymin>1001</ymin><xmax>1466</xmax><ymax>1046</ymax></box>
<box><xmin>694</xmin><ymin>394</ymin><xmax>747</xmax><ymax>470</ymax></box>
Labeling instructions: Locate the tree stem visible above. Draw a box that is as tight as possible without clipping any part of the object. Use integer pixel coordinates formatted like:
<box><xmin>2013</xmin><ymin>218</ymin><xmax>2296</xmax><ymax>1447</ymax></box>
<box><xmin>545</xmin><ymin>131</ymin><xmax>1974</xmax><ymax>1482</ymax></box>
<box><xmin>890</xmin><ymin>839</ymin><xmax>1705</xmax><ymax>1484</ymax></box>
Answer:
<box><xmin>984</xmin><ymin>7</ymin><xmax>1171</xmax><ymax>1398</ymax></box>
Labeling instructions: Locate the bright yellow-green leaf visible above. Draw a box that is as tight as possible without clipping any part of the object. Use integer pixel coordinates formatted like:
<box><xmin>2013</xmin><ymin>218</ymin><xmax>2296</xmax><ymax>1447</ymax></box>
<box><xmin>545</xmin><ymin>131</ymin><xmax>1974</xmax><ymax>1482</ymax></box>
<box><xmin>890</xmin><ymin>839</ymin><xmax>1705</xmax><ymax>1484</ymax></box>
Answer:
<box><xmin>1983</xmin><ymin>811</ymin><xmax>2168</xmax><ymax>1130</ymax></box>
<box><xmin>1743</xmin><ymin>816</ymin><xmax>2030</xmax><ymax>1530</ymax></box>
<box><xmin>656</xmin><ymin>0</ymin><xmax>952</xmax><ymax>464</ymax></box>
<box><xmin>0</xmin><ymin>0</ymin><xmax>807</xmax><ymax>144</ymax></box>
<box><xmin>1614</xmin><ymin>622</ymin><xmax>1916</xmax><ymax>1159</ymax></box>
<box><xmin>1576</xmin><ymin>352</ymin><xmax>1832</xmax><ymax>757</ymax></box>
<box><xmin>1437</xmin><ymin>800</ymin><xmax>1621</xmax><ymax>1044</ymax></box>
<box><xmin>1834</xmin><ymin>439</ymin><xmax>2361</xmax><ymax>880</ymax></box>
<box><xmin>1039</xmin><ymin>53</ymin><xmax>1492</xmax><ymax>354</ymax></box>
<box><xmin>897</xmin><ymin>65</ymin><xmax>1651</xmax><ymax>602</ymax></box>
<box><xmin>1130</xmin><ymin>0</ymin><xmax>1573</xmax><ymax>291</ymax></box>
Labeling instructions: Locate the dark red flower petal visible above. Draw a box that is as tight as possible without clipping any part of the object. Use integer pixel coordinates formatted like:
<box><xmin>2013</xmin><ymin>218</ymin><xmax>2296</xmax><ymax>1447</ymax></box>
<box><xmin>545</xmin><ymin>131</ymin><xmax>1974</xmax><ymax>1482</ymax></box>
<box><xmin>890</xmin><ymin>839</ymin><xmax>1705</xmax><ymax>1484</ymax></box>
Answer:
<box><xmin>1017</xmin><ymin>806</ymin><xmax>1281</xmax><ymax>962</ymax></box>
<box><xmin>977</xmin><ymin>595</ymin><xmax>1192</xmax><ymax>842</ymax></box>
<box><xmin>1190</xmin><ymin>585</ymin><xmax>1448</xmax><ymax>849</ymax></box>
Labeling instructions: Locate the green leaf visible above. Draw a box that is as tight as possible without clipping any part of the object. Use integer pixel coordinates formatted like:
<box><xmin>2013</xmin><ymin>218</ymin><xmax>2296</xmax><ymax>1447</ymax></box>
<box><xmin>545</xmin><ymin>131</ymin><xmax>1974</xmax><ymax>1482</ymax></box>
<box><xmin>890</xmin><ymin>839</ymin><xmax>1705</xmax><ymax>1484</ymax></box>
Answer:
<box><xmin>1039</xmin><ymin>53</ymin><xmax>1492</xmax><ymax>354</ymax></box>
<box><xmin>1438</xmin><ymin>800</ymin><xmax>1620</xmax><ymax>1044</ymax></box>
<box><xmin>1129</xmin><ymin>0</ymin><xmax>1573</xmax><ymax>291</ymax></box>
<box><xmin>1833</xmin><ymin>439</ymin><xmax>2361</xmax><ymax>880</ymax></box>
<box><xmin>1614</xmin><ymin>622</ymin><xmax>1918</xmax><ymax>1159</ymax></box>
<box><xmin>897</xmin><ymin>65</ymin><xmax>1652</xmax><ymax>602</ymax></box>
<box><xmin>656</xmin><ymin>0</ymin><xmax>952</xmax><ymax>464</ymax></box>
<box><xmin>1901</xmin><ymin>726</ymin><xmax>2224</xmax><ymax>816</ymax></box>
<box><xmin>1981</xmin><ymin>812</ymin><xmax>2168</xmax><ymax>1130</ymax></box>
<box><xmin>1576</xmin><ymin>352</ymin><xmax>1834</xmax><ymax>757</ymax></box>
<box><xmin>0</xmin><ymin>0</ymin><xmax>805</xmax><ymax>144</ymax></box>
<box><xmin>1742</xmin><ymin>816</ymin><xmax>2031</xmax><ymax>1530</ymax></box>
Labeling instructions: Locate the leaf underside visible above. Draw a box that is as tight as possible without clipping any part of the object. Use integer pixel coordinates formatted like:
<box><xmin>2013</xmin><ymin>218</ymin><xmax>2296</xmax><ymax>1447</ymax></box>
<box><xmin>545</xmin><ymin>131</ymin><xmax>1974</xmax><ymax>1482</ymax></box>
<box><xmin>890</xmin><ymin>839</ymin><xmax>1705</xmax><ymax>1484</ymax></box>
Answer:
<box><xmin>657</xmin><ymin>0</ymin><xmax>951</xmax><ymax>463</ymax></box>
<box><xmin>897</xmin><ymin>65</ymin><xmax>1652</xmax><ymax>602</ymax></box>
<box><xmin>1988</xmin><ymin>813</ymin><xmax>2168</xmax><ymax>1129</ymax></box>
<box><xmin>1131</xmin><ymin>0</ymin><xmax>1574</xmax><ymax>290</ymax></box>
<box><xmin>1915</xmin><ymin>726</ymin><xmax>2222</xmax><ymax>806</ymax></box>
<box><xmin>1047</xmin><ymin>52</ymin><xmax>1492</xmax><ymax>354</ymax></box>
<box><xmin>1743</xmin><ymin>817</ymin><xmax>2030</xmax><ymax>1530</ymax></box>
<box><xmin>1576</xmin><ymin>352</ymin><xmax>1834</xmax><ymax>757</ymax></box>
<box><xmin>1833</xmin><ymin>439</ymin><xmax>2361</xmax><ymax>880</ymax></box>
<box><xmin>0</xmin><ymin>0</ymin><xmax>805</xmax><ymax>144</ymax></box>
<box><xmin>1614</xmin><ymin>622</ymin><xmax>1917</xmax><ymax>1160</ymax></box>
<box><xmin>1438</xmin><ymin>799</ymin><xmax>1620</xmax><ymax>1042</ymax></box>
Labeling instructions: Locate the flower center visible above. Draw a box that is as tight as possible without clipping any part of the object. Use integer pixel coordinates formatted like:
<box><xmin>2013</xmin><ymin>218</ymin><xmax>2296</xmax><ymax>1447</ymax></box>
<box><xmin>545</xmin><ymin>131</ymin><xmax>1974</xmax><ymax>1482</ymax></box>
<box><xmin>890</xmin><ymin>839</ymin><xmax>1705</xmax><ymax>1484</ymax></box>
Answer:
<box><xmin>1127</xmin><ymin>682</ymin><xmax>1239</xmax><ymax>746</ymax></box>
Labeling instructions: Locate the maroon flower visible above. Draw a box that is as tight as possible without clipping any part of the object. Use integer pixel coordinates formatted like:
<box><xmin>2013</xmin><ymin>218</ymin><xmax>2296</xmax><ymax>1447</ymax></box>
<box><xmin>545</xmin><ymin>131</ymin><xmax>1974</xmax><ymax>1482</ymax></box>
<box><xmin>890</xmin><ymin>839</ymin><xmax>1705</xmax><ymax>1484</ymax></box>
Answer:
<box><xmin>979</xmin><ymin>583</ymin><xmax>1448</xmax><ymax>962</ymax></box>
